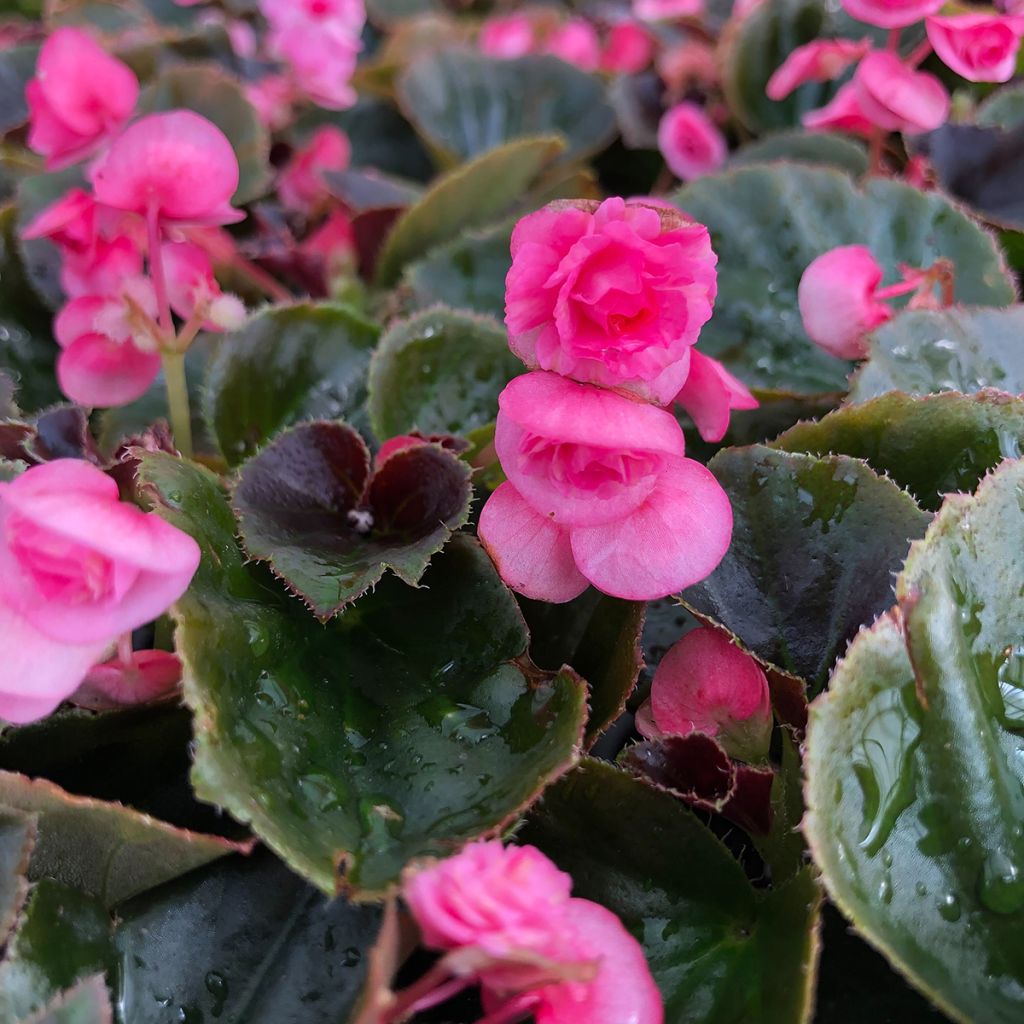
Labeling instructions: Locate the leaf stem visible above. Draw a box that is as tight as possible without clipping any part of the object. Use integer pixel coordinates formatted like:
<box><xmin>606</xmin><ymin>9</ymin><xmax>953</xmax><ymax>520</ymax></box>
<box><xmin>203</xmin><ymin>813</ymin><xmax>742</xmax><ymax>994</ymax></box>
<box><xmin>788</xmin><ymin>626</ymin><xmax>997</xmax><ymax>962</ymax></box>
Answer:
<box><xmin>162</xmin><ymin>349</ymin><xmax>193</xmax><ymax>459</ymax></box>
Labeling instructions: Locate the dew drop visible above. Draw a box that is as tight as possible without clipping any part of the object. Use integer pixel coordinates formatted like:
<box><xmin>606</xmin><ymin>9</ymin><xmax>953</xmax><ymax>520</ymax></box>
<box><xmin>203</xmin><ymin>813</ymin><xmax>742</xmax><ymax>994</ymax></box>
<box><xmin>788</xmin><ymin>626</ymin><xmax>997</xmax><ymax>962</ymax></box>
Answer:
<box><xmin>937</xmin><ymin>894</ymin><xmax>962</xmax><ymax>922</ymax></box>
<box><xmin>979</xmin><ymin>849</ymin><xmax>1024</xmax><ymax>914</ymax></box>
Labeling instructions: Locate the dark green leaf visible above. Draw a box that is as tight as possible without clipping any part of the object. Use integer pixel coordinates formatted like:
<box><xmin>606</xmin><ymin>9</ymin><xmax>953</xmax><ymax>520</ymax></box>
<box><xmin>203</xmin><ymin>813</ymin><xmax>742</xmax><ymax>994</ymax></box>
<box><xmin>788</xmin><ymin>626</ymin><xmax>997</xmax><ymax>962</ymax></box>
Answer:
<box><xmin>682</xmin><ymin>446</ymin><xmax>931</xmax><ymax>690</ymax></box>
<box><xmin>0</xmin><ymin>880</ymin><xmax>114</xmax><ymax>1023</ymax></box>
<box><xmin>849</xmin><ymin>306</ymin><xmax>1024</xmax><ymax>402</ymax></box>
<box><xmin>137</xmin><ymin>64</ymin><xmax>269</xmax><ymax>205</ymax></box>
<box><xmin>21</xmin><ymin>976</ymin><xmax>112</xmax><ymax>1024</ymax></box>
<box><xmin>374</xmin><ymin>137</ymin><xmax>564</xmax><ymax>286</ymax></box>
<box><xmin>113</xmin><ymin>849</ymin><xmax>379</xmax><ymax>1024</ymax></box>
<box><xmin>0</xmin><ymin>807</ymin><xmax>35</xmax><ymax>948</ymax></box>
<box><xmin>0</xmin><ymin>772</ymin><xmax>250</xmax><ymax>909</ymax></box>
<box><xmin>730</xmin><ymin>132</ymin><xmax>868</xmax><ymax>175</ymax></box>
<box><xmin>396</xmin><ymin>49</ymin><xmax>616</xmax><ymax>165</ymax></box>
<box><xmin>15</xmin><ymin>167</ymin><xmax>82</xmax><ymax>310</ymax></box>
<box><xmin>367</xmin><ymin>307</ymin><xmax>519</xmax><ymax>440</ymax></box>
<box><xmin>204</xmin><ymin>303</ymin><xmax>379</xmax><ymax>466</ymax></box>
<box><xmin>521</xmin><ymin>760</ymin><xmax>822</xmax><ymax>1024</ymax></box>
<box><xmin>674</xmin><ymin>165</ymin><xmax>1016</xmax><ymax>395</ymax></box>
<box><xmin>233</xmin><ymin>421</ymin><xmax>472</xmax><ymax>618</ymax></box>
<box><xmin>978</xmin><ymin>84</ymin><xmax>1024</xmax><ymax>130</ymax></box>
<box><xmin>772</xmin><ymin>390</ymin><xmax>1024</xmax><ymax>510</ymax></box>
<box><xmin>139</xmin><ymin>454</ymin><xmax>586</xmax><ymax>895</ymax></box>
<box><xmin>0</xmin><ymin>45</ymin><xmax>37</xmax><ymax>135</ymax></box>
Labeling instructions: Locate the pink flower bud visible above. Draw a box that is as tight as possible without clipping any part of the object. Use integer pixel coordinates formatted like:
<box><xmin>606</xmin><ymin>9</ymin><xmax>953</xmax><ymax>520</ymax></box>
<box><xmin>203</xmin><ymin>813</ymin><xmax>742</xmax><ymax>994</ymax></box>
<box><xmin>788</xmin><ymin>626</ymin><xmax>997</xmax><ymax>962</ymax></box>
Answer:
<box><xmin>72</xmin><ymin>649</ymin><xmax>182</xmax><ymax>710</ymax></box>
<box><xmin>89</xmin><ymin>111</ymin><xmax>243</xmax><ymax>227</ymax></box>
<box><xmin>600</xmin><ymin>22</ymin><xmax>655</xmax><ymax>74</ymax></box>
<box><xmin>797</xmin><ymin>245</ymin><xmax>893</xmax><ymax>359</ymax></box>
<box><xmin>674</xmin><ymin>349</ymin><xmax>759</xmax><ymax>443</ymax></box>
<box><xmin>278</xmin><ymin>126</ymin><xmax>351</xmax><ymax>214</ymax></box>
<box><xmin>657</xmin><ymin>102</ymin><xmax>728</xmax><ymax>182</ymax></box>
<box><xmin>505</xmin><ymin>198</ymin><xmax>717</xmax><ymax>405</ymax></box>
<box><xmin>480</xmin><ymin>14</ymin><xmax>536</xmax><ymax>58</ymax></box>
<box><xmin>544</xmin><ymin>19</ymin><xmax>601</xmax><ymax>70</ymax></box>
<box><xmin>162</xmin><ymin>242</ymin><xmax>245</xmax><ymax>331</ymax></box>
<box><xmin>478</xmin><ymin>372</ymin><xmax>732</xmax><ymax>602</ymax></box>
<box><xmin>802</xmin><ymin>81</ymin><xmax>876</xmax><ymax>137</ymax></box>
<box><xmin>853</xmin><ymin>51</ymin><xmax>949</xmax><ymax>134</ymax></box>
<box><xmin>926</xmin><ymin>13</ymin><xmax>1024</xmax><ymax>83</ymax></box>
<box><xmin>766</xmin><ymin>38</ymin><xmax>871</xmax><ymax>100</ymax></box>
<box><xmin>0</xmin><ymin>461</ymin><xmax>199</xmax><ymax>723</ymax></box>
<box><xmin>648</xmin><ymin>626</ymin><xmax>772</xmax><ymax>763</ymax></box>
<box><xmin>841</xmin><ymin>0</ymin><xmax>942</xmax><ymax>29</ymax></box>
<box><xmin>26</xmin><ymin>28</ymin><xmax>139</xmax><ymax>170</ymax></box>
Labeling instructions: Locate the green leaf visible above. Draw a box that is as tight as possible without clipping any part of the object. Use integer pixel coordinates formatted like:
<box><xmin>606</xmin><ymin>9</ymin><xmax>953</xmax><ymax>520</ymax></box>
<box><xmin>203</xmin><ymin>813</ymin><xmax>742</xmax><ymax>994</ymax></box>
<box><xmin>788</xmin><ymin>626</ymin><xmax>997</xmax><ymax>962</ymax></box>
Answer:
<box><xmin>729</xmin><ymin>132</ymin><xmax>868</xmax><ymax>175</ymax></box>
<box><xmin>0</xmin><ymin>45</ymin><xmax>36</xmax><ymax>135</ymax></box>
<box><xmin>772</xmin><ymin>390</ymin><xmax>1024</xmax><ymax>511</ymax></box>
<box><xmin>14</xmin><ymin>166</ymin><xmax>81</xmax><ymax>310</ymax></box>
<box><xmin>233</xmin><ymin>421</ymin><xmax>472</xmax><ymax>619</ymax></box>
<box><xmin>374</xmin><ymin>137</ymin><xmax>564</xmax><ymax>286</ymax></box>
<box><xmin>682</xmin><ymin>445</ymin><xmax>931</xmax><ymax>690</ymax></box>
<box><xmin>0</xmin><ymin>807</ymin><xmax>35</xmax><ymax>949</ymax></box>
<box><xmin>0</xmin><ymin>880</ymin><xmax>114</xmax><ymax>1024</ymax></box>
<box><xmin>521</xmin><ymin>760</ymin><xmax>822</xmax><ymax>1024</ymax></box>
<box><xmin>519</xmin><ymin>590</ymin><xmax>645</xmax><ymax>746</ymax></box>
<box><xmin>849</xmin><ymin>306</ymin><xmax>1024</xmax><ymax>403</ymax></box>
<box><xmin>139</xmin><ymin>453</ymin><xmax>587</xmax><ymax>895</ymax></box>
<box><xmin>21</xmin><ymin>976</ymin><xmax>112</xmax><ymax>1024</ymax></box>
<box><xmin>805</xmin><ymin>459</ymin><xmax>1024</xmax><ymax>1024</ymax></box>
<box><xmin>113</xmin><ymin>849</ymin><xmax>379</xmax><ymax>1024</ymax></box>
<box><xmin>673</xmin><ymin>165</ymin><xmax>1016</xmax><ymax>395</ymax></box>
<box><xmin>977</xmin><ymin>84</ymin><xmax>1024</xmax><ymax>129</ymax></box>
<box><xmin>0</xmin><ymin>772</ymin><xmax>250</xmax><ymax>909</ymax></box>
<box><xmin>722</xmin><ymin>0</ymin><xmax>887</xmax><ymax>134</ymax></box>
<box><xmin>137</xmin><ymin>64</ymin><xmax>270</xmax><ymax>205</ymax></box>
<box><xmin>402</xmin><ymin>220</ymin><xmax>513</xmax><ymax>320</ymax></box>
<box><xmin>367</xmin><ymin>306</ymin><xmax>519</xmax><ymax>440</ymax></box>
<box><xmin>203</xmin><ymin>303</ymin><xmax>380</xmax><ymax>467</ymax></box>
<box><xmin>396</xmin><ymin>49</ymin><xmax>616</xmax><ymax>166</ymax></box>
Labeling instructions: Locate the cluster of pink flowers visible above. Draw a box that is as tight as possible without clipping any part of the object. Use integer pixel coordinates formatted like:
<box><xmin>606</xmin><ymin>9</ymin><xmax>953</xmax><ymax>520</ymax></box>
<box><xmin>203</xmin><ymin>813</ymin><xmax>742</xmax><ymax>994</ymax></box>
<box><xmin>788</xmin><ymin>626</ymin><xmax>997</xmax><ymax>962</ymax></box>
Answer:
<box><xmin>400</xmin><ymin>841</ymin><xmax>662</xmax><ymax>1024</ymax></box>
<box><xmin>798</xmin><ymin>244</ymin><xmax>954</xmax><ymax>358</ymax></box>
<box><xmin>260</xmin><ymin>0</ymin><xmax>365</xmax><ymax>110</ymax></box>
<box><xmin>20</xmin><ymin>29</ymin><xmax>246</xmax><ymax>409</ymax></box>
<box><xmin>478</xmin><ymin>197</ymin><xmax>755</xmax><ymax>603</ymax></box>
<box><xmin>768</xmin><ymin>0</ymin><xmax>1024</xmax><ymax>138</ymax></box>
<box><xmin>480</xmin><ymin>12</ymin><xmax>655</xmax><ymax>74</ymax></box>
<box><xmin>0</xmin><ymin>460</ymin><xmax>199</xmax><ymax>724</ymax></box>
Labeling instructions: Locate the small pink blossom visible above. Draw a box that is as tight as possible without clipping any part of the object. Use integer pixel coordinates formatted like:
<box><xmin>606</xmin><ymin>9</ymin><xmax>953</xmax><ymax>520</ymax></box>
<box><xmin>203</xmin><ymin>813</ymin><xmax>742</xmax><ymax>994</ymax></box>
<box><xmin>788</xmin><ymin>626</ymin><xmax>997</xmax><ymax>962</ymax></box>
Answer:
<box><xmin>0</xmin><ymin>460</ymin><xmax>199</xmax><ymax>724</ymax></box>
<box><xmin>299</xmin><ymin>209</ymin><xmax>358</xmax><ymax>280</ymax></box>
<box><xmin>926</xmin><ymin>13</ymin><xmax>1024</xmax><ymax>83</ymax></box>
<box><xmin>89</xmin><ymin>110</ymin><xmax>243</xmax><ymax>228</ymax></box>
<box><xmin>853</xmin><ymin>51</ymin><xmax>949</xmax><ymax>134</ymax></box>
<box><xmin>278</xmin><ymin>127</ymin><xmax>351</xmax><ymax>213</ymax></box>
<box><xmin>601</xmin><ymin>22</ymin><xmax>655</xmax><ymax>74</ymax></box>
<box><xmin>71</xmin><ymin>649</ymin><xmax>182</xmax><ymax>710</ymax></box>
<box><xmin>675</xmin><ymin>349</ymin><xmax>758</xmax><ymax>443</ymax></box>
<box><xmin>802</xmin><ymin>81</ymin><xmax>876</xmax><ymax>137</ymax></box>
<box><xmin>634</xmin><ymin>0</ymin><xmax>704</xmax><ymax>21</ymax></box>
<box><xmin>244</xmin><ymin>75</ymin><xmax>295</xmax><ymax>131</ymax></box>
<box><xmin>478</xmin><ymin>372</ymin><xmax>732</xmax><ymax>602</ymax></box>
<box><xmin>505</xmin><ymin>198</ymin><xmax>717</xmax><ymax>405</ymax></box>
<box><xmin>798</xmin><ymin>245</ymin><xmax>893</xmax><ymax>359</ymax></box>
<box><xmin>657</xmin><ymin>102</ymin><xmax>728</xmax><ymax>182</ymax></box>
<box><xmin>544</xmin><ymin>19</ymin><xmax>601</xmax><ymax>71</ymax></box>
<box><xmin>480</xmin><ymin>14</ymin><xmax>536</xmax><ymax>58</ymax></box>
<box><xmin>841</xmin><ymin>0</ymin><xmax>942</xmax><ymax>29</ymax></box>
<box><xmin>766</xmin><ymin>38</ymin><xmax>871</xmax><ymax>100</ymax></box>
<box><xmin>54</xmin><ymin>281</ymin><xmax>163</xmax><ymax>407</ymax></box>
<box><xmin>642</xmin><ymin>626</ymin><xmax>772</xmax><ymax>762</ymax></box>
<box><xmin>161</xmin><ymin>242</ymin><xmax>246</xmax><ymax>331</ymax></box>
<box><xmin>25</xmin><ymin>28</ymin><xmax>139</xmax><ymax>170</ymax></box>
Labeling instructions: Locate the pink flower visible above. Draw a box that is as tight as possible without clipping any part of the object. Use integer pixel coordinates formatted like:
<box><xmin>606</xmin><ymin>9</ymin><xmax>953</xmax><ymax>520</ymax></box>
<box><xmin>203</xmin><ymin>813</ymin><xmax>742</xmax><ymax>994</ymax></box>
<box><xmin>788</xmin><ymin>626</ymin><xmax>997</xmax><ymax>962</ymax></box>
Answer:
<box><xmin>278</xmin><ymin>126</ymin><xmax>351</xmax><ymax>213</ymax></box>
<box><xmin>54</xmin><ymin>281</ymin><xmax>163</xmax><ymax>407</ymax></box>
<box><xmin>0</xmin><ymin>460</ymin><xmax>199</xmax><ymax>724</ymax></box>
<box><xmin>841</xmin><ymin>0</ymin><xmax>941</xmax><ymax>28</ymax></box>
<box><xmin>926</xmin><ymin>13</ymin><xmax>1024</xmax><ymax>83</ymax></box>
<box><xmin>634</xmin><ymin>0</ymin><xmax>704</xmax><ymax>21</ymax></box>
<box><xmin>802</xmin><ymin>81</ymin><xmax>876</xmax><ymax>137</ymax></box>
<box><xmin>798</xmin><ymin>245</ymin><xmax>893</xmax><ymax>359</ymax></box>
<box><xmin>25</xmin><ymin>28</ymin><xmax>139</xmax><ymax>170</ymax></box>
<box><xmin>853</xmin><ymin>51</ymin><xmax>949</xmax><ymax>133</ymax></box>
<box><xmin>478</xmin><ymin>372</ymin><xmax>733</xmax><ymax>602</ymax></box>
<box><xmin>544</xmin><ymin>19</ymin><xmax>601</xmax><ymax>71</ymax></box>
<box><xmin>658</xmin><ymin>41</ymin><xmax>720</xmax><ymax>93</ymax></box>
<box><xmin>480</xmin><ymin>14</ymin><xmax>536</xmax><ymax>58</ymax></box>
<box><xmin>674</xmin><ymin>349</ymin><xmax>758</xmax><ymax>443</ymax></box>
<box><xmin>601</xmin><ymin>22</ymin><xmax>655</xmax><ymax>74</ymax></box>
<box><xmin>89</xmin><ymin>111</ymin><xmax>243</xmax><ymax>228</ymax></box>
<box><xmin>244</xmin><ymin>75</ymin><xmax>295</xmax><ymax>131</ymax></box>
<box><xmin>766</xmin><ymin>38</ymin><xmax>871</xmax><ymax>100</ymax></box>
<box><xmin>505</xmin><ymin>198</ymin><xmax>717</xmax><ymax>404</ymax></box>
<box><xmin>642</xmin><ymin>626</ymin><xmax>772</xmax><ymax>762</ymax></box>
<box><xmin>299</xmin><ymin>209</ymin><xmax>358</xmax><ymax>280</ymax></box>
<box><xmin>657</xmin><ymin>102</ymin><xmax>728</xmax><ymax>182</ymax></box>
<box><xmin>71</xmin><ymin>649</ymin><xmax>182</xmax><ymax>710</ymax></box>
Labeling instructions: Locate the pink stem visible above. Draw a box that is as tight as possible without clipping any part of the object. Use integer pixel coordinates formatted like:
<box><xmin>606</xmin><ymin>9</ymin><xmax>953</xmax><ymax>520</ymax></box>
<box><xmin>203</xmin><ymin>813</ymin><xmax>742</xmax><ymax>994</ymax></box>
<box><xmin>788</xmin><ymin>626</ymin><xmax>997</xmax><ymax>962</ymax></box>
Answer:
<box><xmin>868</xmin><ymin>128</ymin><xmax>885</xmax><ymax>176</ymax></box>
<box><xmin>117</xmin><ymin>633</ymin><xmax>133</xmax><ymax>666</ymax></box>
<box><xmin>874</xmin><ymin>279</ymin><xmax>920</xmax><ymax>300</ymax></box>
<box><xmin>379</xmin><ymin>961</ymin><xmax>457</xmax><ymax>1023</ymax></box>
<box><xmin>146</xmin><ymin>203</ymin><xmax>174</xmax><ymax>341</ymax></box>
<box><xmin>886</xmin><ymin>27</ymin><xmax>902</xmax><ymax>52</ymax></box>
<box><xmin>471</xmin><ymin>995</ymin><xmax>536</xmax><ymax>1024</ymax></box>
<box><xmin>905</xmin><ymin>38</ymin><xmax>933</xmax><ymax>67</ymax></box>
